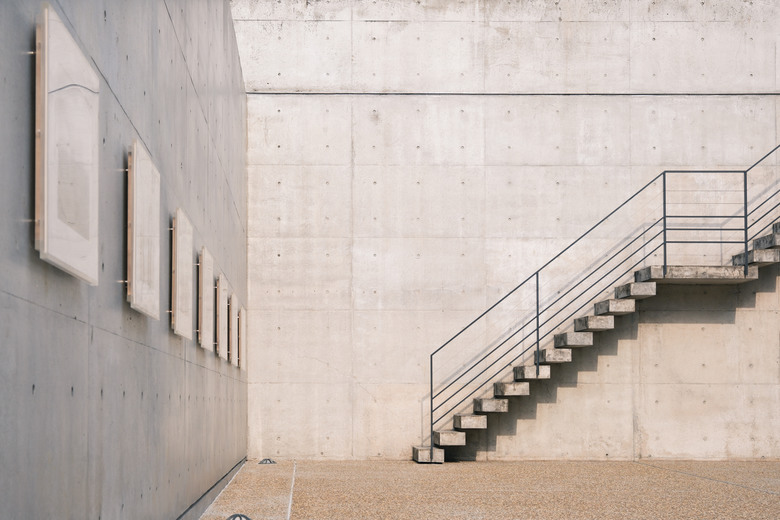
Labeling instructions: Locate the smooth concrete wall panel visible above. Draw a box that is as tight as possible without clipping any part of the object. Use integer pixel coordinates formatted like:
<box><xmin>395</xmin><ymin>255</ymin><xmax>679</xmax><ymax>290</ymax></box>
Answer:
<box><xmin>237</xmin><ymin>0</ymin><xmax>780</xmax><ymax>461</ymax></box>
<box><xmin>0</xmin><ymin>0</ymin><xmax>247</xmax><ymax>518</ymax></box>
<box><xmin>484</xmin><ymin>22</ymin><xmax>631</xmax><ymax>93</ymax></box>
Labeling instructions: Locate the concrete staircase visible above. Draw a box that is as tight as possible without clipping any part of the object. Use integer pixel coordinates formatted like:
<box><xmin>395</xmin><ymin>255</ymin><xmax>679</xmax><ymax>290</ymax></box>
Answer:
<box><xmin>413</xmin><ymin>223</ymin><xmax>780</xmax><ymax>463</ymax></box>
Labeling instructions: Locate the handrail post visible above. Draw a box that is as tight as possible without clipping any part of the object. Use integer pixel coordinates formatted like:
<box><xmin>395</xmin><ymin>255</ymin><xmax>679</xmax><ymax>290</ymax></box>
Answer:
<box><xmin>743</xmin><ymin>169</ymin><xmax>749</xmax><ymax>276</ymax></box>
<box><xmin>662</xmin><ymin>172</ymin><xmax>668</xmax><ymax>275</ymax></box>
<box><xmin>535</xmin><ymin>272</ymin><xmax>540</xmax><ymax>376</ymax></box>
<box><xmin>429</xmin><ymin>353</ymin><xmax>434</xmax><ymax>459</ymax></box>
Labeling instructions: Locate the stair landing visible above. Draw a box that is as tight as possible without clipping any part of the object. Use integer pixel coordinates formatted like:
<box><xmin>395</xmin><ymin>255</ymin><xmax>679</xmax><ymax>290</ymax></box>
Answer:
<box><xmin>635</xmin><ymin>265</ymin><xmax>758</xmax><ymax>284</ymax></box>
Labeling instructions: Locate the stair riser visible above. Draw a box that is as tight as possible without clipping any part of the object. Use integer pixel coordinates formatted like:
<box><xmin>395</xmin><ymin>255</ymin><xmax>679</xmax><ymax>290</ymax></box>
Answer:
<box><xmin>494</xmin><ymin>382</ymin><xmax>530</xmax><ymax>397</ymax></box>
<box><xmin>554</xmin><ymin>332</ymin><xmax>593</xmax><ymax>347</ymax></box>
<box><xmin>433</xmin><ymin>431</ymin><xmax>466</xmax><ymax>447</ymax></box>
<box><xmin>574</xmin><ymin>316</ymin><xmax>614</xmax><ymax>332</ymax></box>
<box><xmin>514</xmin><ymin>365</ymin><xmax>551</xmax><ymax>380</ymax></box>
<box><xmin>535</xmin><ymin>349</ymin><xmax>571</xmax><ymax>364</ymax></box>
<box><xmin>454</xmin><ymin>414</ymin><xmax>487</xmax><ymax>430</ymax></box>
<box><xmin>594</xmin><ymin>299</ymin><xmax>635</xmax><ymax>316</ymax></box>
<box><xmin>473</xmin><ymin>398</ymin><xmax>509</xmax><ymax>413</ymax></box>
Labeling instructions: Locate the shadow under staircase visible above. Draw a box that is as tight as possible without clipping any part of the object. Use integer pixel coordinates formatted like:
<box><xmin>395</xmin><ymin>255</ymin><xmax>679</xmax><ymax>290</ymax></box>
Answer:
<box><xmin>413</xmin><ymin>145</ymin><xmax>780</xmax><ymax>463</ymax></box>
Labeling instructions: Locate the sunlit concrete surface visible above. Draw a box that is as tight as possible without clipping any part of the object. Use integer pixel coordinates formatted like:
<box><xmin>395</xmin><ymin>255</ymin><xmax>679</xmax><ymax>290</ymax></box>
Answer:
<box><xmin>201</xmin><ymin>459</ymin><xmax>780</xmax><ymax>520</ymax></box>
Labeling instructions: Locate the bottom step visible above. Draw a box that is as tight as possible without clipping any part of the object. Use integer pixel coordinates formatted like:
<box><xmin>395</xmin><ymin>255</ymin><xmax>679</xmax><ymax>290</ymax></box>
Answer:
<box><xmin>412</xmin><ymin>446</ymin><xmax>444</xmax><ymax>464</ymax></box>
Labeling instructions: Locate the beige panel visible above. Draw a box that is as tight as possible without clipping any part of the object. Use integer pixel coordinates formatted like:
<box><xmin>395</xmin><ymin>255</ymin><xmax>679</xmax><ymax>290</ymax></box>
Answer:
<box><xmin>127</xmin><ymin>139</ymin><xmax>161</xmax><ymax>320</ymax></box>
<box><xmin>198</xmin><ymin>247</ymin><xmax>214</xmax><ymax>350</ymax></box>
<box><xmin>230</xmin><ymin>293</ymin><xmax>239</xmax><ymax>367</ymax></box>
<box><xmin>35</xmin><ymin>5</ymin><xmax>100</xmax><ymax>285</ymax></box>
<box><xmin>217</xmin><ymin>273</ymin><xmax>229</xmax><ymax>361</ymax></box>
<box><xmin>239</xmin><ymin>306</ymin><xmax>247</xmax><ymax>370</ymax></box>
<box><xmin>171</xmin><ymin>208</ymin><xmax>193</xmax><ymax>339</ymax></box>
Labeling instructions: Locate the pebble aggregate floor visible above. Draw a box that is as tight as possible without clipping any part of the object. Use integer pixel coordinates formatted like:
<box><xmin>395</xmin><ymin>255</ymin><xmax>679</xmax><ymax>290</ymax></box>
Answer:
<box><xmin>200</xmin><ymin>459</ymin><xmax>780</xmax><ymax>520</ymax></box>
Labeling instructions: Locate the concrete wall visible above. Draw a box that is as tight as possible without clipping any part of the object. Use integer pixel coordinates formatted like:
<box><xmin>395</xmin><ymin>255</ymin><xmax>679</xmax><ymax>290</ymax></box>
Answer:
<box><xmin>0</xmin><ymin>1</ymin><xmax>247</xmax><ymax>518</ymax></box>
<box><xmin>235</xmin><ymin>0</ymin><xmax>780</xmax><ymax>460</ymax></box>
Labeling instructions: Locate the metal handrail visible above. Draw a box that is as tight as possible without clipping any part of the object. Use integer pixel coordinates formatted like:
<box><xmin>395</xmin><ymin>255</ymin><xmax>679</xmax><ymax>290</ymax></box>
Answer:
<box><xmin>428</xmin><ymin>145</ymin><xmax>780</xmax><ymax>456</ymax></box>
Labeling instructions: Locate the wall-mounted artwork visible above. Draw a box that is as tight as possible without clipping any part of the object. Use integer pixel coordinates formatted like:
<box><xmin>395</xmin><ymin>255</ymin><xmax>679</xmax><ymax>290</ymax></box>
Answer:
<box><xmin>198</xmin><ymin>247</ymin><xmax>214</xmax><ymax>350</ymax></box>
<box><xmin>239</xmin><ymin>306</ymin><xmax>246</xmax><ymax>370</ymax></box>
<box><xmin>35</xmin><ymin>4</ymin><xmax>100</xmax><ymax>285</ymax></box>
<box><xmin>230</xmin><ymin>294</ymin><xmax>239</xmax><ymax>367</ymax></box>
<box><xmin>126</xmin><ymin>140</ymin><xmax>160</xmax><ymax>319</ymax></box>
<box><xmin>171</xmin><ymin>208</ymin><xmax>193</xmax><ymax>339</ymax></box>
<box><xmin>216</xmin><ymin>274</ymin><xmax>229</xmax><ymax>361</ymax></box>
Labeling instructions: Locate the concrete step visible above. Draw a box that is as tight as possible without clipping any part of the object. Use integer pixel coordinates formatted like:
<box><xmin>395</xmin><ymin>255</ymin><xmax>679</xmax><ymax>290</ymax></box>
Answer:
<box><xmin>733</xmin><ymin>248</ymin><xmax>780</xmax><ymax>266</ymax></box>
<box><xmin>635</xmin><ymin>265</ymin><xmax>758</xmax><ymax>284</ymax></box>
<box><xmin>754</xmin><ymin>233</ymin><xmax>780</xmax><ymax>250</ymax></box>
<box><xmin>473</xmin><ymin>398</ymin><xmax>509</xmax><ymax>413</ymax></box>
<box><xmin>453</xmin><ymin>413</ymin><xmax>487</xmax><ymax>430</ymax></box>
<box><xmin>615</xmin><ymin>282</ymin><xmax>656</xmax><ymax>300</ymax></box>
<box><xmin>753</xmin><ymin>223</ymin><xmax>780</xmax><ymax>249</ymax></box>
<box><xmin>514</xmin><ymin>364</ymin><xmax>551</xmax><ymax>380</ymax></box>
<box><xmin>594</xmin><ymin>298</ymin><xmax>635</xmax><ymax>316</ymax></box>
<box><xmin>535</xmin><ymin>348</ymin><xmax>572</xmax><ymax>364</ymax></box>
<box><xmin>433</xmin><ymin>430</ymin><xmax>466</xmax><ymax>447</ymax></box>
<box><xmin>494</xmin><ymin>381</ymin><xmax>530</xmax><ymax>397</ymax></box>
<box><xmin>412</xmin><ymin>446</ymin><xmax>444</xmax><ymax>463</ymax></box>
<box><xmin>554</xmin><ymin>331</ymin><xmax>593</xmax><ymax>348</ymax></box>
<box><xmin>574</xmin><ymin>315</ymin><xmax>614</xmax><ymax>332</ymax></box>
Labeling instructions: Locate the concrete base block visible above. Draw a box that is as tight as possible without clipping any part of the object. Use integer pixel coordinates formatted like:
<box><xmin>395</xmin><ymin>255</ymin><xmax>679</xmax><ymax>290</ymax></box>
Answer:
<box><xmin>594</xmin><ymin>298</ymin><xmax>636</xmax><ymax>315</ymax></box>
<box><xmin>454</xmin><ymin>414</ymin><xmax>488</xmax><ymax>430</ymax></box>
<box><xmin>514</xmin><ymin>364</ymin><xmax>551</xmax><ymax>380</ymax></box>
<box><xmin>473</xmin><ymin>398</ymin><xmax>509</xmax><ymax>413</ymax></box>
<box><xmin>554</xmin><ymin>331</ymin><xmax>593</xmax><ymax>347</ymax></box>
<box><xmin>493</xmin><ymin>381</ymin><xmax>530</xmax><ymax>397</ymax></box>
<box><xmin>433</xmin><ymin>430</ymin><xmax>466</xmax><ymax>447</ymax></box>
<box><xmin>574</xmin><ymin>315</ymin><xmax>614</xmax><ymax>332</ymax></box>
<box><xmin>412</xmin><ymin>446</ymin><xmax>444</xmax><ymax>463</ymax></box>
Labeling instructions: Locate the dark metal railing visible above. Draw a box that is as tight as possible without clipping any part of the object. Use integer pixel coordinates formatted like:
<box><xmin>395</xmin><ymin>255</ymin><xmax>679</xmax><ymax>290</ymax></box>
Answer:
<box><xmin>428</xmin><ymin>144</ymin><xmax>780</xmax><ymax>455</ymax></box>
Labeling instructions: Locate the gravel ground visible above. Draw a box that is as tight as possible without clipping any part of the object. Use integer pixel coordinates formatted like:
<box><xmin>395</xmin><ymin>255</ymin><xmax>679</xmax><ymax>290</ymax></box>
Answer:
<box><xmin>201</xmin><ymin>459</ymin><xmax>780</xmax><ymax>520</ymax></box>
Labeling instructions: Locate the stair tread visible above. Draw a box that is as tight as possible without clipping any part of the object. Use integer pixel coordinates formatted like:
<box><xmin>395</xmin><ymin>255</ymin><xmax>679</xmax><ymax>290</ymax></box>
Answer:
<box><xmin>514</xmin><ymin>364</ymin><xmax>551</xmax><ymax>380</ymax></box>
<box><xmin>554</xmin><ymin>331</ymin><xmax>593</xmax><ymax>347</ymax></box>
<box><xmin>594</xmin><ymin>298</ymin><xmax>636</xmax><ymax>316</ymax></box>
<box><xmin>615</xmin><ymin>282</ymin><xmax>656</xmax><ymax>299</ymax></box>
<box><xmin>433</xmin><ymin>430</ymin><xmax>466</xmax><ymax>446</ymax></box>
<box><xmin>536</xmin><ymin>348</ymin><xmax>572</xmax><ymax>364</ymax></box>
<box><xmin>494</xmin><ymin>381</ymin><xmax>530</xmax><ymax>396</ymax></box>
<box><xmin>454</xmin><ymin>414</ymin><xmax>488</xmax><ymax>430</ymax></box>
<box><xmin>574</xmin><ymin>315</ymin><xmax>614</xmax><ymax>332</ymax></box>
<box><xmin>473</xmin><ymin>397</ymin><xmax>509</xmax><ymax>413</ymax></box>
<box><xmin>732</xmin><ymin>248</ymin><xmax>780</xmax><ymax>266</ymax></box>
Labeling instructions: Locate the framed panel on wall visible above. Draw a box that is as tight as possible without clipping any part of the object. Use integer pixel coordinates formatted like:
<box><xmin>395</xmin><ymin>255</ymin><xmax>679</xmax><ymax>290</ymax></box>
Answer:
<box><xmin>35</xmin><ymin>4</ymin><xmax>100</xmax><ymax>285</ymax></box>
<box><xmin>126</xmin><ymin>140</ymin><xmax>161</xmax><ymax>319</ymax></box>
<box><xmin>216</xmin><ymin>273</ymin><xmax>229</xmax><ymax>361</ymax></box>
<box><xmin>230</xmin><ymin>293</ymin><xmax>239</xmax><ymax>367</ymax></box>
<box><xmin>198</xmin><ymin>246</ymin><xmax>214</xmax><ymax>350</ymax></box>
<box><xmin>171</xmin><ymin>208</ymin><xmax>193</xmax><ymax>339</ymax></box>
<box><xmin>239</xmin><ymin>306</ymin><xmax>246</xmax><ymax>369</ymax></box>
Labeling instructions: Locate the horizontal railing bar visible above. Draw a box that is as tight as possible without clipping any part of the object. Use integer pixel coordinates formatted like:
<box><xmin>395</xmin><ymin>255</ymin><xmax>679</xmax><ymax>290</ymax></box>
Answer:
<box><xmin>666</xmin><ymin>240</ymin><xmax>745</xmax><ymax>244</ymax></box>
<box><xmin>666</xmin><ymin>216</ymin><xmax>742</xmax><ymax>220</ymax></box>
<box><xmin>666</xmin><ymin>227</ymin><xmax>744</xmax><ymax>232</ymax></box>
<box><xmin>662</xmin><ymin>170</ymin><xmax>746</xmax><ymax>174</ymax></box>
